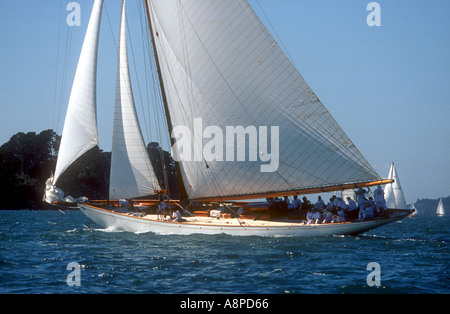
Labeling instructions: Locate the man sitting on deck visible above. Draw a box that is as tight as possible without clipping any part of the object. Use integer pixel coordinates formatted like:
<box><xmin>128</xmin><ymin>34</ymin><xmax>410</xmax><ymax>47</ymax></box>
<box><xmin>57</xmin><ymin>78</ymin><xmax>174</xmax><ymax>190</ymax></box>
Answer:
<box><xmin>374</xmin><ymin>185</ymin><xmax>388</xmax><ymax>215</ymax></box>
<box><xmin>322</xmin><ymin>209</ymin><xmax>333</xmax><ymax>224</ymax></box>
<box><xmin>301</xmin><ymin>196</ymin><xmax>313</xmax><ymax>211</ymax></box>
<box><xmin>337</xmin><ymin>206</ymin><xmax>346</xmax><ymax>222</ymax></box>
<box><xmin>315</xmin><ymin>196</ymin><xmax>325</xmax><ymax>209</ymax></box>
<box><xmin>358</xmin><ymin>200</ymin><xmax>375</xmax><ymax>221</ymax></box>
<box><xmin>288</xmin><ymin>195</ymin><xmax>302</xmax><ymax>211</ymax></box>
<box><xmin>305</xmin><ymin>208</ymin><xmax>322</xmax><ymax>224</ymax></box>
<box><xmin>345</xmin><ymin>196</ymin><xmax>359</xmax><ymax>220</ymax></box>
<box><xmin>158</xmin><ymin>200</ymin><xmax>168</xmax><ymax>213</ymax></box>
<box><xmin>172</xmin><ymin>209</ymin><xmax>185</xmax><ymax>222</ymax></box>
<box><xmin>313</xmin><ymin>208</ymin><xmax>323</xmax><ymax>224</ymax></box>
<box><xmin>355</xmin><ymin>187</ymin><xmax>370</xmax><ymax>210</ymax></box>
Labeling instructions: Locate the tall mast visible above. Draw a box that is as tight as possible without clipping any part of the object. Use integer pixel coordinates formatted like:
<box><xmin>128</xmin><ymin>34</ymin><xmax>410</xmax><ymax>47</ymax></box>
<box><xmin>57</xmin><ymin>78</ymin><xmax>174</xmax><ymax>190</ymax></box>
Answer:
<box><xmin>143</xmin><ymin>0</ymin><xmax>188</xmax><ymax>203</ymax></box>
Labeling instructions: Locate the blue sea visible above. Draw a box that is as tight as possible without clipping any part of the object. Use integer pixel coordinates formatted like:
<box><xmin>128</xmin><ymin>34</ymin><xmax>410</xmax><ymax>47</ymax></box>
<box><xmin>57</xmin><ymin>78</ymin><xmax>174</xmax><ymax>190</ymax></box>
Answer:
<box><xmin>0</xmin><ymin>210</ymin><xmax>448</xmax><ymax>295</ymax></box>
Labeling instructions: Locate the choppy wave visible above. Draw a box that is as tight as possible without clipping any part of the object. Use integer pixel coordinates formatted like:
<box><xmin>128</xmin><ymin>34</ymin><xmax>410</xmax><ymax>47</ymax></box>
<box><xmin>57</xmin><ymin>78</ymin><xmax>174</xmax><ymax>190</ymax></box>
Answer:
<box><xmin>0</xmin><ymin>210</ymin><xmax>448</xmax><ymax>294</ymax></box>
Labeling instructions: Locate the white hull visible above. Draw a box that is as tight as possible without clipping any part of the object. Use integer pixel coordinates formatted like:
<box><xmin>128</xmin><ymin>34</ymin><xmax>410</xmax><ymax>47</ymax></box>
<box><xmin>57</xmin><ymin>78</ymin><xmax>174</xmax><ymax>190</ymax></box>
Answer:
<box><xmin>79</xmin><ymin>204</ymin><xmax>411</xmax><ymax>237</ymax></box>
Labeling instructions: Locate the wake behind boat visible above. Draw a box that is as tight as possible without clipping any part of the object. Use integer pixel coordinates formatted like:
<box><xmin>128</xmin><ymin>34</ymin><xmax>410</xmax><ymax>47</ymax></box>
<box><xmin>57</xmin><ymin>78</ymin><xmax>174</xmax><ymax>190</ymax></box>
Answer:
<box><xmin>45</xmin><ymin>0</ymin><xmax>413</xmax><ymax>236</ymax></box>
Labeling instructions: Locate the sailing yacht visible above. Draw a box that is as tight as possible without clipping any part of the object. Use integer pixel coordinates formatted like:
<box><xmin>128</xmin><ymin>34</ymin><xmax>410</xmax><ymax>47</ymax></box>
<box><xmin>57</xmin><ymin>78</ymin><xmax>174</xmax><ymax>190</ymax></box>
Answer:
<box><xmin>385</xmin><ymin>163</ymin><xmax>408</xmax><ymax>210</ymax></box>
<box><xmin>436</xmin><ymin>198</ymin><xmax>445</xmax><ymax>217</ymax></box>
<box><xmin>410</xmin><ymin>203</ymin><xmax>417</xmax><ymax>217</ymax></box>
<box><xmin>45</xmin><ymin>0</ymin><xmax>412</xmax><ymax>236</ymax></box>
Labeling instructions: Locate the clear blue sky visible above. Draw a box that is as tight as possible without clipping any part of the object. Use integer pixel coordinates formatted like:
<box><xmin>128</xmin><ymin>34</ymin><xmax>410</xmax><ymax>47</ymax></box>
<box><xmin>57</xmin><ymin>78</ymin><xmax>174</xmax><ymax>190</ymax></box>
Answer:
<box><xmin>0</xmin><ymin>0</ymin><xmax>449</xmax><ymax>203</ymax></box>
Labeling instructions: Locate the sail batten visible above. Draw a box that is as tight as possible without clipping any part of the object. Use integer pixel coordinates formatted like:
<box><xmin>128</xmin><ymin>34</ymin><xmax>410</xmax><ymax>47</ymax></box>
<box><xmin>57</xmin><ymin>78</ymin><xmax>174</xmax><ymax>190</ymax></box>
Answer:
<box><xmin>53</xmin><ymin>0</ymin><xmax>103</xmax><ymax>185</ymax></box>
<box><xmin>109</xmin><ymin>0</ymin><xmax>160</xmax><ymax>200</ymax></box>
<box><xmin>148</xmin><ymin>0</ymin><xmax>381</xmax><ymax>200</ymax></box>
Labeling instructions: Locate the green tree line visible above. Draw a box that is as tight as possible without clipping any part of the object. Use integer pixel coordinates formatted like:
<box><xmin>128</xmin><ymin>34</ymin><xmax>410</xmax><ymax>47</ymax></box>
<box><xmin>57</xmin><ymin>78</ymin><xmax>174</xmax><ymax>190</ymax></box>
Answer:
<box><xmin>0</xmin><ymin>130</ymin><xmax>178</xmax><ymax>209</ymax></box>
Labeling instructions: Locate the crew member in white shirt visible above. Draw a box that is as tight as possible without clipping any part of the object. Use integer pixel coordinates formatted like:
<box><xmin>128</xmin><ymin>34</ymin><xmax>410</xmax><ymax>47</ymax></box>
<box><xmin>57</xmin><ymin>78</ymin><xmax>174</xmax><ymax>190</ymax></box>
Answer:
<box><xmin>288</xmin><ymin>195</ymin><xmax>302</xmax><ymax>211</ymax></box>
<box><xmin>315</xmin><ymin>196</ymin><xmax>325</xmax><ymax>209</ymax></box>
<box><xmin>322</xmin><ymin>209</ymin><xmax>333</xmax><ymax>224</ymax></box>
<box><xmin>306</xmin><ymin>208</ymin><xmax>315</xmax><ymax>224</ymax></box>
<box><xmin>358</xmin><ymin>201</ymin><xmax>375</xmax><ymax>221</ymax></box>
<box><xmin>374</xmin><ymin>185</ymin><xmax>387</xmax><ymax>213</ymax></box>
<box><xmin>172</xmin><ymin>209</ymin><xmax>183</xmax><ymax>222</ymax></box>
<box><xmin>347</xmin><ymin>197</ymin><xmax>357</xmax><ymax>211</ymax></box>
<box><xmin>355</xmin><ymin>187</ymin><xmax>370</xmax><ymax>210</ymax></box>
<box><xmin>313</xmin><ymin>208</ymin><xmax>323</xmax><ymax>224</ymax></box>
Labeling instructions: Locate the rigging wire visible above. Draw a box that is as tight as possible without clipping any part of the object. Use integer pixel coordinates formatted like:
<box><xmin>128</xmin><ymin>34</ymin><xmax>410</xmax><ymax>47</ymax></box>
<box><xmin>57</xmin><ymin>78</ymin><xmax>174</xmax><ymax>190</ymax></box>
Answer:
<box><xmin>51</xmin><ymin>0</ymin><xmax>63</xmax><ymax>134</ymax></box>
<box><xmin>254</xmin><ymin>0</ymin><xmax>298</xmax><ymax>69</ymax></box>
<box><xmin>142</xmin><ymin>1</ymin><xmax>181</xmax><ymax>202</ymax></box>
<box><xmin>127</xmin><ymin>2</ymin><xmax>152</xmax><ymax>145</ymax></box>
<box><xmin>53</xmin><ymin>2</ymin><xmax>76</xmax><ymax>136</ymax></box>
<box><xmin>148</xmin><ymin>1</ymin><xmax>248</xmax><ymax>201</ymax></box>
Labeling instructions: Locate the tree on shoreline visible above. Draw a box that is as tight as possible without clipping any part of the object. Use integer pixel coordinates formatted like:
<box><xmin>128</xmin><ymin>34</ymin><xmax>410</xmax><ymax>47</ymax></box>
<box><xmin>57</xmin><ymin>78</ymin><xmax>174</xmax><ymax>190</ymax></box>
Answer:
<box><xmin>0</xmin><ymin>130</ymin><xmax>178</xmax><ymax>209</ymax></box>
<box><xmin>0</xmin><ymin>130</ymin><xmax>59</xmax><ymax>209</ymax></box>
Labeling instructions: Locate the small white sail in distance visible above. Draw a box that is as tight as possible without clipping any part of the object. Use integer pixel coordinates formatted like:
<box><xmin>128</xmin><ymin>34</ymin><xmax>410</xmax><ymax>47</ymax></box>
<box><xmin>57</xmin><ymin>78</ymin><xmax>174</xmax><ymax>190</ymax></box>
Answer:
<box><xmin>411</xmin><ymin>203</ymin><xmax>417</xmax><ymax>215</ymax></box>
<box><xmin>53</xmin><ymin>0</ymin><xmax>104</xmax><ymax>185</ymax></box>
<box><xmin>437</xmin><ymin>198</ymin><xmax>445</xmax><ymax>216</ymax></box>
<box><xmin>385</xmin><ymin>163</ymin><xmax>408</xmax><ymax>209</ymax></box>
<box><xmin>109</xmin><ymin>0</ymin><xmax>161</xmax><ymax>200</ymax></box>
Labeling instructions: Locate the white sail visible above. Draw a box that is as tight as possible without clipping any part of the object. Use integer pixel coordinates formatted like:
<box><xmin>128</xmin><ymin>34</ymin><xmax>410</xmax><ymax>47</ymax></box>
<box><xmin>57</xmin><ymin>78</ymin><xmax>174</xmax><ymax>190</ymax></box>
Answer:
<box><xmin>385</xmin><ymin>163</ymin><xmax>407</xmax><ymax>209</ymax></box>
<box><xmin>437</xmin><ymin>198</ymin><xmax>445</xmax><ymax>216</ymax></box>
<box><xmin>147</xmin><ymin>0</ymin><xmax>381</xmax><ymax>201</ymax></box>
<box><xmin>411</xmin><ymin>203</ymin><xmax>417</xmax><ymax>215</ymax></box>
<box><xmin>53</xmin><ymin>0</ymin><xmax>103</xmax><ymax>185</ymax></box>
<box><xmin>109</xmin><ymin>0</ymin><xmax>161</xmax><ymax>200</ymax></box>
<box><xmin>341</xmin><ymin>189</ymin><xmax>356</xmax><ymax>203</ymax></box>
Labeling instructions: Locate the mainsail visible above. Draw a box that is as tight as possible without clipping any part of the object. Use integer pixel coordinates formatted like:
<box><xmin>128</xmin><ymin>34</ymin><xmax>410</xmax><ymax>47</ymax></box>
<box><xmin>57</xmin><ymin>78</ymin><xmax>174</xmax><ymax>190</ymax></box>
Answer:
<box><xmin>146</xmin><ymin>0</ymin><xmax>382</xmax><ymax>201</ymax></box>
<box><xmin>53</xmin><ymin>0</ymin><xmax>103</xmax><ymax>185</ymax></box>
<box><xmin>385</xmin><ymin>163</ymin><xmax>407</xmax><ymax>209</ymax></box>
<box><xmin>109</xmin><ymin>0</ymin><xmax>161</xmax><ymax>200</ymax></box>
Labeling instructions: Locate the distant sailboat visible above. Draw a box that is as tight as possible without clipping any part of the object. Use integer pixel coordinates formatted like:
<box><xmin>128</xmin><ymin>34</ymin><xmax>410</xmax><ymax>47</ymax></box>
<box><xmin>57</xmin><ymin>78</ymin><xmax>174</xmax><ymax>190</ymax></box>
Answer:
<box><xmin>46</xmin><ymin>0</ymin><xmax>413</xmax><ymax>236</ymax></box>
<box><xmin>385</xmin><ymin>163</ymin><xmax>408</xmax><ymax>209</ymax></box>
<box><xmin>410</xmin><ymin>203</ymin><xmax>417</xmax><ymax>216</ymax></box>
<box><xmin>437</xmin><ymin>198</ymin><xmax>446</xmax><ymax>217</ymax></box>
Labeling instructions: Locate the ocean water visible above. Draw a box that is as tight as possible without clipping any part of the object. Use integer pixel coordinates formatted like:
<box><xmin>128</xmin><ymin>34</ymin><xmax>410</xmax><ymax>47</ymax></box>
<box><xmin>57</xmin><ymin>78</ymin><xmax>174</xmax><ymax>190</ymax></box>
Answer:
<box><xmin>0</xmin><ymin>210</ymin><xmax>448</xmax><ymax>294</ymax></box>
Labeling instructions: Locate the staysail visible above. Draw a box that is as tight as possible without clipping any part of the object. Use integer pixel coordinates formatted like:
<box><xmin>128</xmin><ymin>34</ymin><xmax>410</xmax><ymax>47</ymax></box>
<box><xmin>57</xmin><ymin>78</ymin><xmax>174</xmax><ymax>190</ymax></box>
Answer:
<box><xmin>109</xmin><ymin>0</ymin><xmax>161</xmax><ymax>200</ymax></box>
<box><xmin>385</xmin><ymin>163</ymin><xmax>407</xmax><ymax>209</ymax></box>
<box><xmin>146</xmin><ymin>0</ymin><xmax>382</xmax><ymax>201</ymax></box>
<box><xmin>53</xmin><ymin>0</ymin><xmax>103</xmax><ymax>185</ymax></box>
